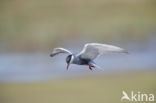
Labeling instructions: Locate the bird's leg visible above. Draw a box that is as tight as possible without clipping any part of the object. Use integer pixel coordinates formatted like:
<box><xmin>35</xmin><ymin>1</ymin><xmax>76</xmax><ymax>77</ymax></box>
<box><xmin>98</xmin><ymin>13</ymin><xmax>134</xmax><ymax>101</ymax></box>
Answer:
<box><xmin>89</xmin><ymin>64</ymin><xmax>95</xmax><ymax>71</ymax></box>
<box><xmin>89</xmin><ymin>65</ymin><xmax>92</xmax><ymax>70</ymax></box>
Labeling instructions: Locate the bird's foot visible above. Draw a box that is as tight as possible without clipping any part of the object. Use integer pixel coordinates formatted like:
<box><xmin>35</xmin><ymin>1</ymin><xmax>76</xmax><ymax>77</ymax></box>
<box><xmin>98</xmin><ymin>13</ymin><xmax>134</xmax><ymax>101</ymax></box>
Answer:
<box><xmin>89</xmin><ymin>64</ymin><xmax>95</xmax><ymax>71</ymax></box>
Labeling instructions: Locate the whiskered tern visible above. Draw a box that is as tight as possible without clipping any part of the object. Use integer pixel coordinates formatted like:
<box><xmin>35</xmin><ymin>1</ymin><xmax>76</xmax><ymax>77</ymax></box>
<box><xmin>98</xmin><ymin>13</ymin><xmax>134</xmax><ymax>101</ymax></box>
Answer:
<box><xmin>50</xmin><ymin>43</ymin><xmax>128</xmax><ymax>70</ymax></box>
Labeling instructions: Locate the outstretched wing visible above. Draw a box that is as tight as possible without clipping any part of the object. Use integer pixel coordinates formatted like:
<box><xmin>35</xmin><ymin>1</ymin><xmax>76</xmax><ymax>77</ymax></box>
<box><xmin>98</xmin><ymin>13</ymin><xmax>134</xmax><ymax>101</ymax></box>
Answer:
<box><xmin>50</xmin><ymin>48</ymin><xmax>72</xmax><ymax>57</ymax></box>
<box><xmin>77</xmin><ymin>43</ymin><xmax>128</xmax><ymax>60</ymax></box>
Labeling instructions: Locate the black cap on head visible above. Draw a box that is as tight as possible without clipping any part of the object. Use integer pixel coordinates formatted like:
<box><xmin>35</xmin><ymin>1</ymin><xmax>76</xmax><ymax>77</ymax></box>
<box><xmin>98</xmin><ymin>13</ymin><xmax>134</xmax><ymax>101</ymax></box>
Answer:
<box><xmin>66</xmin><ymin>55</ymin><xmax>72</xmax><ymax>64</ymax></box>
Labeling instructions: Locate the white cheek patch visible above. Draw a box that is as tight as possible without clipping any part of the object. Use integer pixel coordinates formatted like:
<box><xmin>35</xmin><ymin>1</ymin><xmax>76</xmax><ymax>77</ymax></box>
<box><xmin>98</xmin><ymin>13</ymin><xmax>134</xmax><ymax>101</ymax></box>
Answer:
<box><xmin>70</xmin><ymin>55</ymin><xmax>74</xmax><ymax>63</ymax></box>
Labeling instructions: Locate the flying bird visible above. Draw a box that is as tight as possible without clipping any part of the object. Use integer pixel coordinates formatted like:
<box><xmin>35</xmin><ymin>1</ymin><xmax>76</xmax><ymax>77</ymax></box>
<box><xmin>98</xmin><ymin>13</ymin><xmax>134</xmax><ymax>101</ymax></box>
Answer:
<box><xmin>50</xmin><ymin>43</ymin><xmax>128</xmax><ymax>70</ymax></box>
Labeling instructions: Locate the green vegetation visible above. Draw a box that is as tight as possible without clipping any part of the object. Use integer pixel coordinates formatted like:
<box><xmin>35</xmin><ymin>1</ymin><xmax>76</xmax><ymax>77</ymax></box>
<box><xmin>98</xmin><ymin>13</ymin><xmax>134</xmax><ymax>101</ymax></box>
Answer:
<box><xmin>0</xmin><ymin>0</ymin><xmax>156</xmax><ymax>52</ymax></box>
<box><xmin>1</xmin><ymin>71</ymin><xmax>156</xmax><ymax>103</ymax></box>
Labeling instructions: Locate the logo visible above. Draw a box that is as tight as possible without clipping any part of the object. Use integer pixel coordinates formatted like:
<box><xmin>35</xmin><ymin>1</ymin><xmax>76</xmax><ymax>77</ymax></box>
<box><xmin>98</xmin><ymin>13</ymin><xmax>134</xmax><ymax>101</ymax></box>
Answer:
<box><xmin>121</xmin><ymin>91</ymin><xmax>155</xmax><ymax>102</ymax></box>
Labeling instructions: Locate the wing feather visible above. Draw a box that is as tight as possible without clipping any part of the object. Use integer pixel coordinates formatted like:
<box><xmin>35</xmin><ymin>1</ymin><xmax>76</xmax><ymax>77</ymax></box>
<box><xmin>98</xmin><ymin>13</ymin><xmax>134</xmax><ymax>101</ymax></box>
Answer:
<box><xmin>77</xmin><ymin>43</ymin><xmax>128</xmax><ymax>60</ymax></box>
<box><xmin>50</xmin><ymin>48</ymin><xmax>72</xmax><ymax>57</ymax></box>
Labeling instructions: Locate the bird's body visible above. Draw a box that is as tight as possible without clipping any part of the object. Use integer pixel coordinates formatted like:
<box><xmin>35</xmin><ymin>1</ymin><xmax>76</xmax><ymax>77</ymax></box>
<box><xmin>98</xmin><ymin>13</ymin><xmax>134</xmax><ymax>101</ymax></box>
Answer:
<box><xmin>69</xmin><ymin>55</ymin><xmax>90</xmax><ymax>65</ymax></box>
<box><xmin>50</xmin><ymin>43</ymin><xmax>128</xmax><ymax>70</ymax></box>
<box><xmin>65</xmin><ymin>54</ymin><xmax>95</xmax><ymax>70</ymax></box>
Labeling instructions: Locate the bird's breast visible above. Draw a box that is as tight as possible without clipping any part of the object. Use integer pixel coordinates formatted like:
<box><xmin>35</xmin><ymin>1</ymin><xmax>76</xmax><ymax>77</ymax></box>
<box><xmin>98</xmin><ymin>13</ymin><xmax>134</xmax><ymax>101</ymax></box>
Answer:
<box><xmin>72</xmin><ymin>57</ymin><xmax>90</xmax><ymax>65</ymax></box>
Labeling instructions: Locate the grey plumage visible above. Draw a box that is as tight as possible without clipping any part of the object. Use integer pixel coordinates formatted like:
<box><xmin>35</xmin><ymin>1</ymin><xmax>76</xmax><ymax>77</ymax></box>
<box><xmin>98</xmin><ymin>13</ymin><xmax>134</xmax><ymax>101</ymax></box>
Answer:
<box><xmin>77</xmin><ymin>43</ymin><xmax>128</xmax><ymax>60</ymax></box>
<box><xmin>50</xmin><ymin>48</ymin><xmax>72</xmax><ymax>57</ymax></box>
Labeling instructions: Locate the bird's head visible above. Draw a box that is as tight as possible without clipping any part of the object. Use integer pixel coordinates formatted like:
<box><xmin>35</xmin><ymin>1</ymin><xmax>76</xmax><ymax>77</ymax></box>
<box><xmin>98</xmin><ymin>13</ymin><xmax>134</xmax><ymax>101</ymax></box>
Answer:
<box><xmin>66</xmin><ymin>55</ymin><xmax>74</xmax><ymax>70</ymax></box>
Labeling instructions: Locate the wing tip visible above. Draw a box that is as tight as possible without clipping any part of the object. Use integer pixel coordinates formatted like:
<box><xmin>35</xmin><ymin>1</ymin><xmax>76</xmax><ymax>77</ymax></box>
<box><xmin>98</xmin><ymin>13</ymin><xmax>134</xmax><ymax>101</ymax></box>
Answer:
<box><xmin>122</xmin><ymin>50</ymin><xmax>129</xmax><ymax>54</ymax></box>
<box><xmin>50</xmin><ymin>54</ymin><xmax>53</xmax><ymax>57</ymax></box>
<box><xmin>50</xmin><ymin>53</ymin><xmax>56</xmax><ymax>57</ymax></box>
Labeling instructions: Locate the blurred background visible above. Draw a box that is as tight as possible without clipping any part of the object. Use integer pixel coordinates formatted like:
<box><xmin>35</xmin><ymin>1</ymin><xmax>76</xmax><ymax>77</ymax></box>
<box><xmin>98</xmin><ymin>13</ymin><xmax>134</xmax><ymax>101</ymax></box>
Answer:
<box><xmin>0</xmin><ymin>0</ymin><xmax>156</xmax><ymax>103</ymax></box>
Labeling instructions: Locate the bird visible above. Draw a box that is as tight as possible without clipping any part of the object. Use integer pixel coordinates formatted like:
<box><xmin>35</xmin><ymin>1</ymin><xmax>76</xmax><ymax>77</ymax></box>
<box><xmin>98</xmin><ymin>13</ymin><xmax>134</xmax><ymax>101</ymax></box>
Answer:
<box><xmin>50</xmin><ymin>43</ymin><xmax>128</xmax><ymax>70</ymax></box>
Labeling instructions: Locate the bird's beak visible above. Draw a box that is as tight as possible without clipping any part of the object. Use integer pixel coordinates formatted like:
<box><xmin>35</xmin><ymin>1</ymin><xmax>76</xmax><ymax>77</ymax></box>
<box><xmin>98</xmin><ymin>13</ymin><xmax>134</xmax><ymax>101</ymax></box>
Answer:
<box><xmin>66</xmin><ymin>63</ymin><xmax>70</xmax><ymax>70</ymax></box>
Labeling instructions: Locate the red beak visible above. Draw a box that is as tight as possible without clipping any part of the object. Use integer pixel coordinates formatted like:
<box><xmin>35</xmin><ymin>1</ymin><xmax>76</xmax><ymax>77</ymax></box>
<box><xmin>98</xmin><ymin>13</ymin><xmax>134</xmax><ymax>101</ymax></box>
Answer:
<box><xmin>67</xmin><ymin>63</ymin><xmax>70</xmax><ymax>70</ymax></box>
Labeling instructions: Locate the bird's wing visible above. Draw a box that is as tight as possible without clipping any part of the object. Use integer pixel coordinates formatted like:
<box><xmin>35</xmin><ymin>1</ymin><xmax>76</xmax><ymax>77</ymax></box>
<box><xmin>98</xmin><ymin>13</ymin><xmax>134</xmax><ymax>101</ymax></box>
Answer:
<box><xmin>50</xmin><ymin>48</ymin><xmax>72</xmax><ymax>57</ymax></box>
<box><xmin>77</xmin><ymin>43</ymin><xmax>128</xmax><ymax>60</ymax></box>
